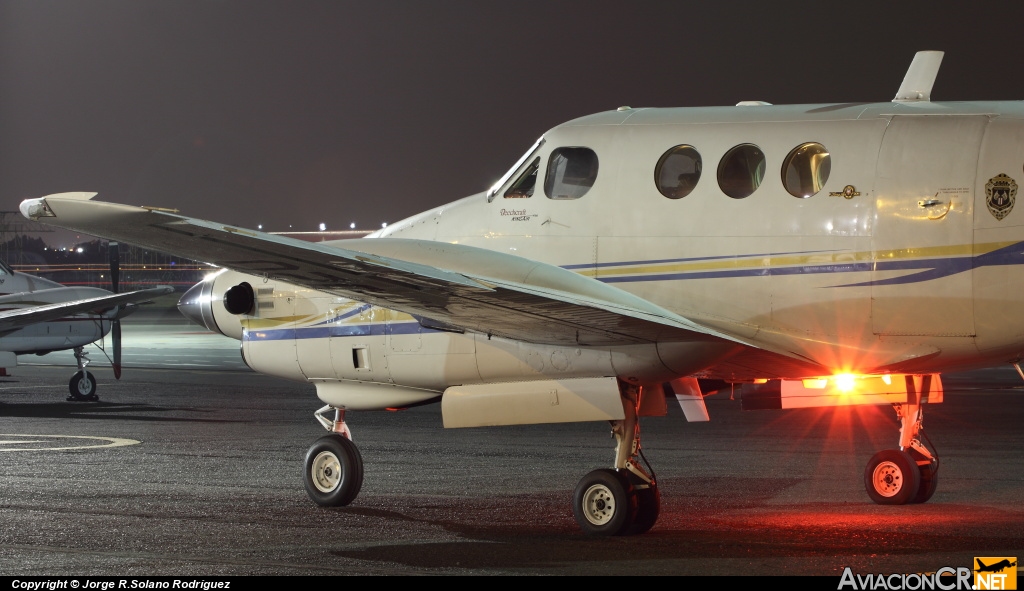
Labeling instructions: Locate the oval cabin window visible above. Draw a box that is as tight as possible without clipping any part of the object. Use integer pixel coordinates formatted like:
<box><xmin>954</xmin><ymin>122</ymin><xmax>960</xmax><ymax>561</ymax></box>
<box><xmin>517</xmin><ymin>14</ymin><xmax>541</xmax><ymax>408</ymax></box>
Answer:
<box><xmin>655</xmin><ymin>145</ymin><xmax>702</xmax><ymax>199</ymax></box>
<box><xmin>717</xmin><ymin>144</ymin><xmax>766</xmax><ymax>199</ymax></box>
<box><xmin>782</xmin><ymin>142</ymin><xmax>831</xmax><ymax>198</ymax></box>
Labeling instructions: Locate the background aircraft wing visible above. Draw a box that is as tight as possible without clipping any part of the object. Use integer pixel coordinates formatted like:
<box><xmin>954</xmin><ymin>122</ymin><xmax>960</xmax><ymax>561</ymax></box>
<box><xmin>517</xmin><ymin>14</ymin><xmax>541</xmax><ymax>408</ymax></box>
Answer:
<box><xmin>19</xmin><ymin>193</ymin><xmax>760</xmax><ymax>350</ymax></box>
<box><xmin>0</xmin><ymin>286</ymin><xmax>174</xmax><ymax>336</ymax></box>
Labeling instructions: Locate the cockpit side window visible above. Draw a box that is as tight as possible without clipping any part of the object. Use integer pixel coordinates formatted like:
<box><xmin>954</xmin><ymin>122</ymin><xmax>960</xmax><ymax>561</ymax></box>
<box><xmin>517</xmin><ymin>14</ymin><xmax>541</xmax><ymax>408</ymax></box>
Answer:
<box><xmin>544</xmin><ymin>147</ymin><xmax>599</xmax><ymax>200</ymax></box>
<box><xmin>504</xmin><ymin>157</ymin><xmax>539</xmax><ymax>199</ymax></box>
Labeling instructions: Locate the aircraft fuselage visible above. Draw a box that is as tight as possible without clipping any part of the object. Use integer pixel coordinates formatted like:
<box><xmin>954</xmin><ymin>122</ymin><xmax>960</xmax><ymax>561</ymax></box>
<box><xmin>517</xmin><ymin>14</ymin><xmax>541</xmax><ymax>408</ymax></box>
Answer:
<box><xmin>184</xmin><ymin>99</ymin><xmax>1024</xmax><ymax>408</ymax></box>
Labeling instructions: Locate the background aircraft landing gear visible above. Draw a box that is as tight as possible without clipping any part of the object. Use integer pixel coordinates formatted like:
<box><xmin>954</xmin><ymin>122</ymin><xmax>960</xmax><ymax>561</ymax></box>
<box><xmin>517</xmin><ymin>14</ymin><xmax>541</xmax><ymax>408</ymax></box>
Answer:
<box><xmin>67</xmin><ymin>347</ymin><xmax>98</xmax><ymax>401</ymax></box>
<box><xmin>572</xmin><ymin>381</ymin><xmax>660</xmax><ymax>536</ymax></box>
<box><xmin>68</xmin><ymin>370</ymin><xmax>97</xmax><ymax>401</ymax></box>
<box><xmin>303</xmin><ymin>406</ymin><xmax>363</xmax><ymax>506</ymax></box>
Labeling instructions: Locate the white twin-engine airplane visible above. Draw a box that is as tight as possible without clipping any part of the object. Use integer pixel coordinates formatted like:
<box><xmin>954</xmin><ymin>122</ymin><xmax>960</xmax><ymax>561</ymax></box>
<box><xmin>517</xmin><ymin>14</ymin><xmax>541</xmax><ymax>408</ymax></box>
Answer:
<box><xmin>0</xmin><ymin>252</ymin><xmax>172</xmax><ymax>399</ymax></box>
<box><xmin>20</xmin><ymin>50</ymin><xmax>1024</xmax><ymax>535</ymax></box>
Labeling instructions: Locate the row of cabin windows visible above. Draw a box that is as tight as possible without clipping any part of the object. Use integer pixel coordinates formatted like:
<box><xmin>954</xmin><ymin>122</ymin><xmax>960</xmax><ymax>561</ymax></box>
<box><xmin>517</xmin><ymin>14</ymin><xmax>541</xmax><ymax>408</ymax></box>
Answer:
<box><xmin>502</xmin><ymin>142</ymin><xmax>831</xmax><ymax>200</ymax></box>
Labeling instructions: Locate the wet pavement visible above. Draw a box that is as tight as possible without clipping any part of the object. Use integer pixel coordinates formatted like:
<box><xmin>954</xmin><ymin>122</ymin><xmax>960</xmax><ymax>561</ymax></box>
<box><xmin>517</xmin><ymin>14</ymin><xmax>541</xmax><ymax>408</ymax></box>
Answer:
<box><xmin>0</xmin><ymin>314</ymin><xmax>1022</xmax><ymax>576</ymax></box>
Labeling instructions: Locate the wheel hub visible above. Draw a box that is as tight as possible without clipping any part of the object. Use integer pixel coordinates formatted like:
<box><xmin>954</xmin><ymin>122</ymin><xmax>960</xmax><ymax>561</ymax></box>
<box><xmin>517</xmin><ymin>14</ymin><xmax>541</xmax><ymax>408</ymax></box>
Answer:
<box><xmin>582</xmin><ymin>484</ymin><xmax>615</xmax><ymax>525</ymax></box>
<box><xmin>311</xmin><ymin>451</ymin><xmax>342</xmax><ymax>493</ymax></box>
<box><xmin>872</xmin><ymin>461</ymin><xmax>904</xmax><ymax>497</ymax></box>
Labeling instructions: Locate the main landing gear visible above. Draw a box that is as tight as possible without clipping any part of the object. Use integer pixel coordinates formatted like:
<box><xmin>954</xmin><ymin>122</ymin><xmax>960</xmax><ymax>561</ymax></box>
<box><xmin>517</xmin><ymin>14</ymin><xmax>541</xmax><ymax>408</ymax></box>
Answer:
<box><xmin>864</xmin><ymin>376</ymin><xmax>938</xmax><ymax>505</ymax></box>
<box><xmin>67</xmin><ymin>346</ymin><xmax>98</xmax><ymax>402</ymax></box>
<box><xmin>303</xmin><ymin>406</ymin><xmax>364</xmax><ymax>507</ymax></box>
<box><xmin>301</xmin><ymin>386</ymin><xmax>661</xmax><ymax>537</ymax></box>
<box><xmin>572</xmin><ymin>381</ymin><xmax>660</xmax><ymax>536</ymax></box>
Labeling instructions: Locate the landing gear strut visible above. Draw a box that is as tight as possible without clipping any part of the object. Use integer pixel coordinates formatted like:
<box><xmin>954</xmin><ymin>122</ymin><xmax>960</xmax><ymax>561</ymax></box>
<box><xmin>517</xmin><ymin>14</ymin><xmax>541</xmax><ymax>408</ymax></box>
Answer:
<box><xmin>864</xmin><ymin>375</ymin><xmax>938</xmax><ymax>505</ymax></box>
<box><xmin>572</xmin><ymin>381</ymin><xmax>660</xmax><ymax>536</ymax></box>
<box><xmin>67</xmin><ymin>346</ymin><xmax>98</xmax><ymax>401</ymax></box>
<box><xmin>303</xmin><ymin>406</ymin><xmax>364</xmax><ymax>506</ymax></box>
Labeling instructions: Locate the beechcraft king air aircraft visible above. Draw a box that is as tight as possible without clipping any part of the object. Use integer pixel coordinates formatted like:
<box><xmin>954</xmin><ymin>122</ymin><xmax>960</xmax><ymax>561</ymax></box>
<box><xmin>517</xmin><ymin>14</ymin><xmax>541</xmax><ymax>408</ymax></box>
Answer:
<box><xmin>20</xmin><ymin>51</ymin><xmax>1024</xmax><ymax>535</ymax></box>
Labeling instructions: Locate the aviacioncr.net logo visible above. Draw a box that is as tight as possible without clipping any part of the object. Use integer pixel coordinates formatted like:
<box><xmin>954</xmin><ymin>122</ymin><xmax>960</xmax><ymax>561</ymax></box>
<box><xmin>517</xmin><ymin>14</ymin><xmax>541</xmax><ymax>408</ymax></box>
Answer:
<box><xmin>838</xmin><ymin>567</ymin><xmax>972</xmax><ymax>590</ymax></box>
<box><xmin>974</xmin><ymin>557</ymin><xmax>1017</xmax><ymax>590</ymax></box>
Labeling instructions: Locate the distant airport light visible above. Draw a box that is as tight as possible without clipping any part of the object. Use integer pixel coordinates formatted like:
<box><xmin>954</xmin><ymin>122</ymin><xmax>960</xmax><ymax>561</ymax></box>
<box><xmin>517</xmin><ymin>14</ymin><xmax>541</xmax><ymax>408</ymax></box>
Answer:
<box><xmin>258</xmin><ymin>224</ymin><xmax>263</xmax><ymax>230</ymax></box>
<box><xmin>76</xmin><ymin>247</ymin><xmax>84</xmax><ymax>253</ymax></box>
<box><xmin>319</xmin><ymin>223</ymin><xmax>326</xmax><ymax>231</ymax></box>
<box><xmin>350</xmin><ymin>222</ymin><xmax>356</xmax><ymax>229</ymax></box>
<box><xmin>381</xmin><ymin>222</ymin><xmax>388</xmax><ymax>228</ymax></box>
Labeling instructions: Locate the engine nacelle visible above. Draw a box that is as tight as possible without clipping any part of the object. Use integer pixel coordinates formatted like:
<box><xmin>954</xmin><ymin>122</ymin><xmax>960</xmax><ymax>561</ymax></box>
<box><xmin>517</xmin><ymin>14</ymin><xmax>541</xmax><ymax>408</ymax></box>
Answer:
<box><xmin>177</xmin><ymin>269</ymin><xmax>255</xmax><ymax>340</ymax></box>
<box><xmin>177</xmin><ymin>271</ymin><xmax>741</xmax><ymax>407</ymax></box>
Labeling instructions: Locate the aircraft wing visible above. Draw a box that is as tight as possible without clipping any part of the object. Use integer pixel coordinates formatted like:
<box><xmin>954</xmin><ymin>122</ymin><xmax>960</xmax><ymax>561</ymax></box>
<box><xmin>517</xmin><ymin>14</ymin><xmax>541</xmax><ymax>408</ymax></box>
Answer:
<box><xmin>0</xmin><ymin>285</ymin><xmax>174</xmax><ymax>336</ymax></box>
<box><xmin>19</xmin><ymin>193</ymin><xmax>752</xmax><ymax>349</ymax></box>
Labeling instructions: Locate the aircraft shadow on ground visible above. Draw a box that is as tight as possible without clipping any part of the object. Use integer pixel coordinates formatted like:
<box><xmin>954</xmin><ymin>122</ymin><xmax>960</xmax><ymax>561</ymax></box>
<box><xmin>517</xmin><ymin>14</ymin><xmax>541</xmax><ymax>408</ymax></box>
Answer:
<box><xmin>0</xmin><ymin>400</ymin><xmax>237</xmax><ymax>422</ymax></box>
<box><xmin>330</xmin><ymin>491</ymin><xmax>1024</xmax><ymax>570</ymax></box>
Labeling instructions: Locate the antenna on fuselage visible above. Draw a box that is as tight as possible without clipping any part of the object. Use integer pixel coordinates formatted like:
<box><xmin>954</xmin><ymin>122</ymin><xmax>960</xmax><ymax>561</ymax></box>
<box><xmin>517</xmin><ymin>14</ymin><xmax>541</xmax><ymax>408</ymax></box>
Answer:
<box><xmin>893</xmin><ymin>50</ymin><xmax>944</xmax><ymax>102</ymax></box>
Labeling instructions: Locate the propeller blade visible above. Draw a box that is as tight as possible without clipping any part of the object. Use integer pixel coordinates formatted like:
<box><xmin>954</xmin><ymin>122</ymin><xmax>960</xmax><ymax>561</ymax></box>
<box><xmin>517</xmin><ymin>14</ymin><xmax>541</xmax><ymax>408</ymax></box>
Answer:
<box><xmin>112</xmin><ymin>319</ymin><xmax>122</xmax><ymax>380</ymax></box>
<box><xmin>109</xmin><ymin>241</ymin><xmax>120</xmax><ymax>294</ymax></box>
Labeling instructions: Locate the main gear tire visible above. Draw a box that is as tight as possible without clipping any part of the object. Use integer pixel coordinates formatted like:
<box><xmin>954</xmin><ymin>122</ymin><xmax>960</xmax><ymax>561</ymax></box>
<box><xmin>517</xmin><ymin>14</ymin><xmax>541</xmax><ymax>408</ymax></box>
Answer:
<box><xmin>912</xmin><ymin>461</ymin><xmax>939</xmax><ymax>504</ymax></box>
<box><xmin>864</xmin><ymin>449</ymin><xmax>920</xmax><ymax>505</ymax></box>
<box><xmin>303</xmin><ymin>434</ymin><xmax>364</xmax><ymax>507</ymax></box>
<box><xmin>572</xmin><ymin>468</ymin><xmax>637</xmax><ymax>536</ymax></box>
<box><xmin>624</xmin><ymin>482</ymin><xmax>661</xmax><ymax>535</ymax></box>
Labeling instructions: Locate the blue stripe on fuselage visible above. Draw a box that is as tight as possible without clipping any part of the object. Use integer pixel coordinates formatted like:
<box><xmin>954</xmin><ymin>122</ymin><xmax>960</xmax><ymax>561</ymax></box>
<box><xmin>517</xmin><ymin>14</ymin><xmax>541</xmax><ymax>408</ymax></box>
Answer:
<box><xmin>244</xmin><ymin>320</ymin><xmax>426</xmax><ymax>342</ymax></box>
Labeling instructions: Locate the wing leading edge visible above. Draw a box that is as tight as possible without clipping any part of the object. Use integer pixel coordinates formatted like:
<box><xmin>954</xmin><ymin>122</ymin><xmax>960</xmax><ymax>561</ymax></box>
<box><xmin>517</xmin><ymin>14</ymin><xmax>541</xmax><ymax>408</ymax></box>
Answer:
<box><xmin>21</xmin><ymin>193</ymin><xmax>746</xmax><ymax>349</ymax></box>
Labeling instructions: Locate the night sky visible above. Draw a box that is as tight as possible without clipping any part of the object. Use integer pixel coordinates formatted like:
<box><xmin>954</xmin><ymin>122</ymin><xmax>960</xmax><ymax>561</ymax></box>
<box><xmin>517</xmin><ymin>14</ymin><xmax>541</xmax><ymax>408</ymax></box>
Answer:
<box><xmin>3</xmin><ymin>1</ymin><xmax>1023</xmax><ymax>244</ymax></box>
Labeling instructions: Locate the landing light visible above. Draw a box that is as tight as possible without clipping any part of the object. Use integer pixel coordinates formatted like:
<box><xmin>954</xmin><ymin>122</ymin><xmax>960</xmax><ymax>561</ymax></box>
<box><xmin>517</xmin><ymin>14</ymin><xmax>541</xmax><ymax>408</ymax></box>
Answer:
<box><xmin>833</xmin><ymin>373</ymin><xmax>856</xmax><ymax>393</ymax></box>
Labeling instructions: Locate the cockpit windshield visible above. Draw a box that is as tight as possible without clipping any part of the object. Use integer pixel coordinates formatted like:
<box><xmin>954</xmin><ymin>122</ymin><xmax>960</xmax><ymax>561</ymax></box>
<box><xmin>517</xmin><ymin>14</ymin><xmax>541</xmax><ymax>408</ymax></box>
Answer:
<box><xmin>486</xmin><ymin>137</ymin><xmax>545</xmax><ymax>202</ymax></box>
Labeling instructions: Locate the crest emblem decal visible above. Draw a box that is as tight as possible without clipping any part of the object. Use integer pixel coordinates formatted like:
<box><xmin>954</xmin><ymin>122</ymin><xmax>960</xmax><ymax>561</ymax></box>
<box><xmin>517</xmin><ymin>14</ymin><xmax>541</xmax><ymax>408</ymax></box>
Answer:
<box><xmin>828</xmin><ymin>185</ymin><xmax>861</xmax><ymax>199</ymax></box>
<box><xmin>986</xmin><ymin>173</ymin><xmax>1018</xmax><ymax>221</ymax></box>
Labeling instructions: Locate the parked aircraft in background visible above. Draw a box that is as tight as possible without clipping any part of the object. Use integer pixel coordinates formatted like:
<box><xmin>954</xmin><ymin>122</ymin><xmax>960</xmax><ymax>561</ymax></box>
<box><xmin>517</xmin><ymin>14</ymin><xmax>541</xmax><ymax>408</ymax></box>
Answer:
<box><xmin>0</xmin><ymin>247</ymin><xmax>171</xmax><ymax>400</ymax></box>
<box><xmin>20</xmin><ymin>51</ymin><xmax>1024</xmax><ymax>534</ymax></box>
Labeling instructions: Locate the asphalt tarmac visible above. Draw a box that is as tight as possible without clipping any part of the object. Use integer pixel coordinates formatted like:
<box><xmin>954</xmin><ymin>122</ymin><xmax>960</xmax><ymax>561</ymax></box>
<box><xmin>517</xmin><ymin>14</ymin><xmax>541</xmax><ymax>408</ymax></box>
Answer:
<box><xmin>1</xmin><ymin>307</ymin><xmax>1022</xmax><ymax>576</ymax></box>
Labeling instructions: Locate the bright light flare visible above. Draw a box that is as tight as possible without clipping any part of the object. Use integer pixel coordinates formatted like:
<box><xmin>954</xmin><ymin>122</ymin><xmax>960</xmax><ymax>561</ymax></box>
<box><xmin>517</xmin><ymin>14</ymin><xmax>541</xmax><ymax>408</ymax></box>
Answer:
<box><xmin>833</xmin><ymin>373</ymin><xmax>857</xmax><ymax>393</ymax></box>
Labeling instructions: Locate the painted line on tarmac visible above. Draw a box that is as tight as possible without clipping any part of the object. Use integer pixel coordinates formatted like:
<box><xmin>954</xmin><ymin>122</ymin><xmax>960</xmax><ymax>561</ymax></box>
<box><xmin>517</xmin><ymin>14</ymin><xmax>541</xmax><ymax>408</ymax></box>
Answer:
<box><xmin>0</xmin><ymin>434</ymin><xmax>141</xmax><ymax>452</ymax></box>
